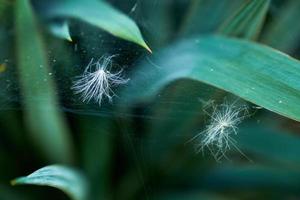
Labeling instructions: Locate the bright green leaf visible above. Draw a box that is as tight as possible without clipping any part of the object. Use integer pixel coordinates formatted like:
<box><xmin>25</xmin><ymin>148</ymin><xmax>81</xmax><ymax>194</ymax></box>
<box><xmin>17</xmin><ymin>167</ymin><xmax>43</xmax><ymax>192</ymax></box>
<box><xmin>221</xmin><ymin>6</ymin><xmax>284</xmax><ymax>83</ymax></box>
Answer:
<box><xmin>121</xmin><ymin>35</ymin><xmax>300</xmax><ymax>122</ymax></box>
<box><xmin>11</xmin><ymin>165</ymin><xmax>88</xmax><ymax>200</ymax></box>
<box><xmin>15</xmin><ymin>0</ymin><xmax>73</xmax><ymax>162</ymax></box>
<box><xmin>42</xmin><ymin>0</ymin><xmax>151</xmax><ymax>52</ymax></box>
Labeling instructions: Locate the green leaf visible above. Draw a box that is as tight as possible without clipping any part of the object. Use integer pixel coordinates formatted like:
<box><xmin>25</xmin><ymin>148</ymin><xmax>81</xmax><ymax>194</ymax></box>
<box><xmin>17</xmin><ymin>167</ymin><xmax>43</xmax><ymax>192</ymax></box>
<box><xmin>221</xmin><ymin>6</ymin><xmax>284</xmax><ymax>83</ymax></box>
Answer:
<box><xmin>42</xmin><ymin>0</ymin><xmax>151</xmax><ymax>52</ymax></box>
<box><xmin>15</xmin><ymin>0</ymin><xmax>73</xmax><ymax>162</ymax></box>
<box><xmin>11</xmin><ymin>165</ymin><xmax>88</xmax><ymax>200</ymax></box>
<box><xmin>121</xmin><ymin>35</ymin><xmax>300</xmax><ymax>122</ymax></box>
<box><xmin>180</xmin><ymin>0</ymin><xmax>246</xmax><ymax>35</ymax></box>
<box><xmin>218</xmin><ymin>0</ymin><xmax>270</xmax><ymax>40</ymax></box>
<box><xmin>79</xmin><ymin>116</ymin><xmax>113</xmax><ymax>200</ymax></box>
<box><xmin>261</xmin><ymin>0</ymin><xmax>300</xmax><ymax>53</ymax></box>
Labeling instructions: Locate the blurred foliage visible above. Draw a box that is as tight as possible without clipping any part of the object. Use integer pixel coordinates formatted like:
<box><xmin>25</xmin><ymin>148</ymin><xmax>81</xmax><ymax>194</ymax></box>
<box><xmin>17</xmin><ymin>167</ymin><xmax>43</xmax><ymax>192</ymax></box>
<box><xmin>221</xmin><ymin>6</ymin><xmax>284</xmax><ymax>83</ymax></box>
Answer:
<box><xmin>1</xmin><ymin>0</ymin><xmax>300</xmax><ymax>200</ymax></box>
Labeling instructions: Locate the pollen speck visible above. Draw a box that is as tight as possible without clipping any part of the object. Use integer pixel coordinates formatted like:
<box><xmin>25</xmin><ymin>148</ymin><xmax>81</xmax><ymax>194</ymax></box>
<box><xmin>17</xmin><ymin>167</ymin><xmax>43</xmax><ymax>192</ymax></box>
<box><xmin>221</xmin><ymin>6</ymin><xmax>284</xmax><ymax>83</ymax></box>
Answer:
<box><xmin>0</xmin><ymin>63</ymin><xmax>6</xmax><ymax>73</ymax></box>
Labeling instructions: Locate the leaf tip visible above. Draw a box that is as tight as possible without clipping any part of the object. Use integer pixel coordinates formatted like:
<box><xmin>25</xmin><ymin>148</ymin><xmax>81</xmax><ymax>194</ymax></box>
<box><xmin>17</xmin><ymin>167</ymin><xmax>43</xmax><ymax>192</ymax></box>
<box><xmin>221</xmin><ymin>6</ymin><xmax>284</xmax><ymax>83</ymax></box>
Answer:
<box><xmin>143</xmin><ymin>42</ymin><xmax>152</xmax><ymax>53</ymax></box>
<box><xmin>67</xmin><ymin>36</ymin><xmax>73</xmax><ymax>42</ymax></box>
<box><xmin>10</xmin><ymin>179</ymin><xmax>18</xmax><ymax>186</ymax></box>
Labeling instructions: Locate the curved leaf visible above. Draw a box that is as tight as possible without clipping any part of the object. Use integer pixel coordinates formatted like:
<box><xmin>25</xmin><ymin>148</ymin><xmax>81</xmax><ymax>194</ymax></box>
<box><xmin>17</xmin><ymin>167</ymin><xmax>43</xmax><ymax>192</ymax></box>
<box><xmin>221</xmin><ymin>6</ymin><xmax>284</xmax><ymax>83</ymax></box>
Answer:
<box><xmin>40</xmin><ymin>0</ymin><xmax>151</xmax><ymax>52</ymax></box>
<box><xmin>121</xmin><ymin>35</ymin><xmax>300</xmax><ymax>122</ymax></box>
<box><xmin>11</xmin><ymin>165</ymin><xmax>88</xmax><ymax>200</ymax></box>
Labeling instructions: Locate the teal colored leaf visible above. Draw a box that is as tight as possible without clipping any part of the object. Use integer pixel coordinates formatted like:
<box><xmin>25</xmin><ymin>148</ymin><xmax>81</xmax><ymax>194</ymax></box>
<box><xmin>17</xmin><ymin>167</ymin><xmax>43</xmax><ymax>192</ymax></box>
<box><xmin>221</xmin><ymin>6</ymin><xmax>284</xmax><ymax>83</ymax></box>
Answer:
<box><xmin>15</xmin><ymin>0</ymin><xmax>73</xmax><ymax>162</ymax></box>
<box><xmin>121</xmin><ymin>35</ymin><xmax>300</xmax><ymax>122</ymax></box>
<box><xmin>11</xmin><ymin>165</ymin><xmax>88</xmax><ymax>200</ymax></box>
<box><xmin>49</xmin><ymin>21</ymin><xmax>72</xmax><ymax>42</ymax></box>
<box><xmin>218</xmin><ymin>0</ymin><xmax>270</xmax><ymax>39</ymax></box>
<box><xmin>42</xmin><ymin>0</ymin><xmax>151</xmax><ymax>52</ymax></box>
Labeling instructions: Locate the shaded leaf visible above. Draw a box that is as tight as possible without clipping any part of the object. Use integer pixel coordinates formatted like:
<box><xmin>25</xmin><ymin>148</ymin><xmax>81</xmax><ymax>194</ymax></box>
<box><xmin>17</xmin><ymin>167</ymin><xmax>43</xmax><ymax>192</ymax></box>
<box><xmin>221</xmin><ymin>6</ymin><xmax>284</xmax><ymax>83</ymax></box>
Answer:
<box><xmin>15</xmin><ymin>0</ymin><xmax>73</xmax><ymax>162</ymax></box>
<box><xmin>79</xmin><ymin>116</ymin><xmax>114</xmax><ymax>200</ymax></box>
<box><xmin>238</xmin><ymin>123</ymin><xmax>300</xmax><ymax>165</ymax></box>
<box><xmin>121</xmin><ymin>35</ymin><xmax>300</xmax><ymax>122</ymax></box>
<box><xmin>200</xmin><ymin>164</ymin><xmax>300</xmax><ymax>191</ymax></box>
<box><xmin>261</xmin><ymin>0</ymin><xmax>300</xmax><ymax>53</ymax></box>
<box><xmin>11</xmin><ymin>165</ymin><xmax>88</xmax><ymax>200</ymax></box>
<box><xmin>218</xmin><ymin>0</ymin><xmax>270</xmax><ymax>40</ymax></box>
<box><xmin>180</xmin><ymin>0</ymin><xmax>246</xmax><ymax>35</ymax></box>
<box><xmin>155</xmin><ymin>191</ymin><xmax>230</xmax><ymax>200</ymax></box>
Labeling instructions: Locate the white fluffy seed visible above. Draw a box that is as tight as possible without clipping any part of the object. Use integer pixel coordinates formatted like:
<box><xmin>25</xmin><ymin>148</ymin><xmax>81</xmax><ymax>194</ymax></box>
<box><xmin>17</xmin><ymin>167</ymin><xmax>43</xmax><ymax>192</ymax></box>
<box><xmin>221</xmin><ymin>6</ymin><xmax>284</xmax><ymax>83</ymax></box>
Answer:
<box><xmin>72</xmin><ymin>55</ymin><xmax>129</xmax><ymax>106</ymax></box>
<box><xmin>189</xmin><ymin>101</ymin><xmax>249</xmax><ymax>161</ymax></box>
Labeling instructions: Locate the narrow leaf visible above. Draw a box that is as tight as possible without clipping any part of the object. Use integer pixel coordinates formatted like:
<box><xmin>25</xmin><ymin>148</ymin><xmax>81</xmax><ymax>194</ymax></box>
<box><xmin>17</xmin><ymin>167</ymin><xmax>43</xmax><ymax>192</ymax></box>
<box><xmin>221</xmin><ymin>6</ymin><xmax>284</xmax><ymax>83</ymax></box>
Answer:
<box><xmin>218</xmin><ymin>0</ymin><xmax>270</xmax><ymax>39</ymax></box>
<box><xmin>15</xmin><ymin>0</ymin><xmax>73</xmax><ymax>162</ymax></box>
<box><xmin>11</xmin><ymin>165</ymin><xmax>88</xmax><ymax>200</ymax></box>
<box><xmin>40</xmin><ymin>0</ymin><xmax>151</xmax><ymax>52</ymax></box>
<box><xmin>180</xmin><ymin>0</ymin><xmax>246</xmax><ymax>35</ymax></box>
<box><xmin>261</xmin><ymin>0</ymin><xmax>300</xmax><ymax>53</ymax></box>
<box><xmin>121</xmin><ymin>36</ymin><xmax>300</xmax><ymax>122</ymax></box>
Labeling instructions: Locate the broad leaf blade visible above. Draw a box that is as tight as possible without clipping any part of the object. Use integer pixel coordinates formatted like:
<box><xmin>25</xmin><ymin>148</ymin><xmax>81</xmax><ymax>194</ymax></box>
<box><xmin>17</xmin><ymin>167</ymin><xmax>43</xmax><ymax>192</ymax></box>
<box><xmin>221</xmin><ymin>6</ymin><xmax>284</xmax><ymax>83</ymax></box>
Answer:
<box><xmin>11</xmin><ymin>165</ymin><xmax>88</xmax><ymax>200</ymax></box>
<box><xmin>41</xmin><ymin>0</ymin><xmax>151</xmax><ymax>52</ymax></box>
<box><xmin>15</xmin><ymin>0</ymin><xmax>73</xmax><ymax>162</ymax></box>
<box><xmin>121</xmin><ymin>36</ymin><xmax>300</xmax><ymax>122</ymax></box>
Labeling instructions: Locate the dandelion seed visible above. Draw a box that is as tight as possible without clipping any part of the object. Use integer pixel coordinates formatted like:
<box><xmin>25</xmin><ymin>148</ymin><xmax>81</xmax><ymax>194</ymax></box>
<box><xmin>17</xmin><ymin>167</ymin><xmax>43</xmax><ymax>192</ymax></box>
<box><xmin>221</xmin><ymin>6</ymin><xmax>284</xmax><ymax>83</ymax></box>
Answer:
<box><xmin>72</xmin><ymin>55</ymin><xmax>129</xmax><ymax>106</ymax></box>
<box><xmin>189</xmin><ymin>101</ymin><xmax>249</xmax><ymax>161</ymax></box>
